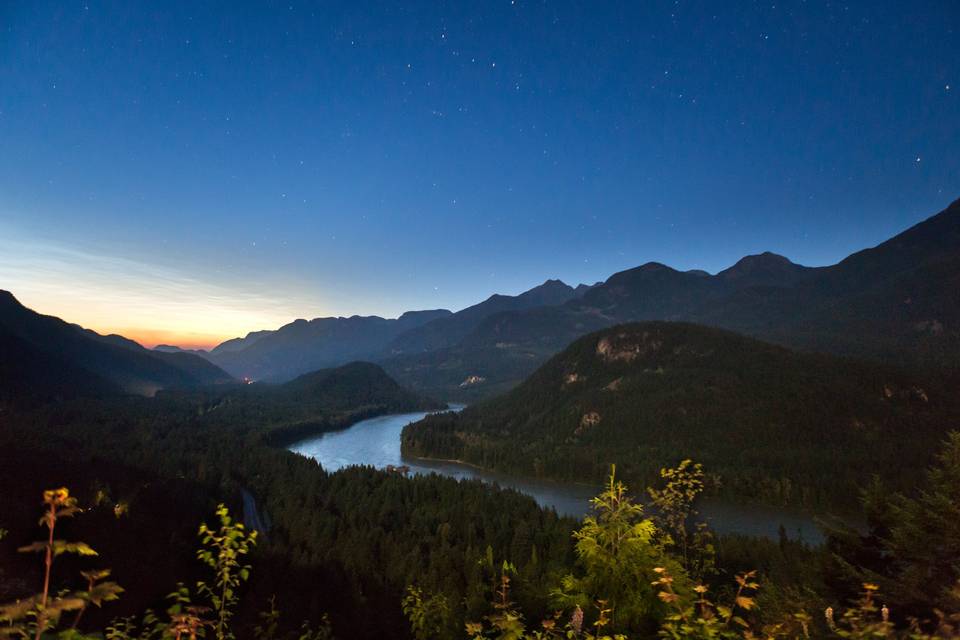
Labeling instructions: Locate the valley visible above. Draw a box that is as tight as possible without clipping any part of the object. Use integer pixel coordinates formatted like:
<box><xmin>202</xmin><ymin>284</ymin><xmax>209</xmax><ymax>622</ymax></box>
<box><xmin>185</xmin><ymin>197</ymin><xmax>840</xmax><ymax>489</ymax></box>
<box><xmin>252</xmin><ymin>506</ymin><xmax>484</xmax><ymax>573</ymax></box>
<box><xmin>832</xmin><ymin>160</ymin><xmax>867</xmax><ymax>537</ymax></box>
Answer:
<box><xmin>289</xmin><ymin>408</ymin><xmax>826</xmax><ymax>542</ymax></box>
<box><xmin>2</xmin><ymin>199</ymin><xmax>959</xmax><ymax>638</ymax></box>
<box><xmin>5</xmin><ymin>4</ymin><xmax>959</xmax><ymax>637</ymax></box>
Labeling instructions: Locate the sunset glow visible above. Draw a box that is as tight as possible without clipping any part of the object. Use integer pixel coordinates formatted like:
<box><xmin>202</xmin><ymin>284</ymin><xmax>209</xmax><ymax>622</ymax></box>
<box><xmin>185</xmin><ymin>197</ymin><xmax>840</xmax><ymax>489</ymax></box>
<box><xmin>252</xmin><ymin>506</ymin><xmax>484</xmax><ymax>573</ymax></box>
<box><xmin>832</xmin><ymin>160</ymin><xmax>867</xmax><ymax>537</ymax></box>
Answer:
<box><xmin>0</xmin><ymin>225</ymin><xmax>317</xmax><ymax>348</ymax></box>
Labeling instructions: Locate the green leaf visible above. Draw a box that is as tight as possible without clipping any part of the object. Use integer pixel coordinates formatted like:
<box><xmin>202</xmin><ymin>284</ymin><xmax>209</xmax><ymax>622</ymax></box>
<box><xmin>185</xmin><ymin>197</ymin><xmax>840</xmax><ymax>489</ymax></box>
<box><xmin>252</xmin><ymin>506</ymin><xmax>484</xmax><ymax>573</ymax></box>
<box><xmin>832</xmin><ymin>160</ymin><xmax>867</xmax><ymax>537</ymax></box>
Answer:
<box><xmin>52</xmin><ymin>541</ymin><xmax>98</xmax><ymax>557</ymax></box>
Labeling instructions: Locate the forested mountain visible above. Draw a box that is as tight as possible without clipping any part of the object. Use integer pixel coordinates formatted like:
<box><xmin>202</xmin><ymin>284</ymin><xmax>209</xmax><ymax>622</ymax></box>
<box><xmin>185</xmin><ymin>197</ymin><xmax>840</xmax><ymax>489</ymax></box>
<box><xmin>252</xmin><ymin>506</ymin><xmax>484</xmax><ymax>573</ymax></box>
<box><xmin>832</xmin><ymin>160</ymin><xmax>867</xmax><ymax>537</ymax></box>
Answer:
<box><xmin>386</xmin><ymin>199</ymin><xmax>960</xmax><ymax>399</ymax></box>
<box><xmin>205</xmin><ymin>309</ymin><xmax>452</xmax><ymax>382</ymax></box>
<box><xmin>279</xmin><ymin>361</ymin><xmax>435</xmax><ymax>410</ymax></box>
<box><xmin>0</xmin><ymin>291</ymin><xmax>233</xmax><ymax>397</ymax></box>
<box><xmin>402</xmin><ymin>322</ymin><xmax>960</xmax><ymax>507</ymax></box>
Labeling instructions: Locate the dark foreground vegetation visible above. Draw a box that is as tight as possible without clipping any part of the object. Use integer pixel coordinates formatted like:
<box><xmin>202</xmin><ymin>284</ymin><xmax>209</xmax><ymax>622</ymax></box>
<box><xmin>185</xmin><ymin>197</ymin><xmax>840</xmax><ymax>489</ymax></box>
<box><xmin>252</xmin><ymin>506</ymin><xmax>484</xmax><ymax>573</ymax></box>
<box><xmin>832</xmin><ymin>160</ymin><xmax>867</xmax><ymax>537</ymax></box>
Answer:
<box><xmin>2</xmin><ymin>437</ymin><xmax>960</xmax><ymax>639</ymax></box>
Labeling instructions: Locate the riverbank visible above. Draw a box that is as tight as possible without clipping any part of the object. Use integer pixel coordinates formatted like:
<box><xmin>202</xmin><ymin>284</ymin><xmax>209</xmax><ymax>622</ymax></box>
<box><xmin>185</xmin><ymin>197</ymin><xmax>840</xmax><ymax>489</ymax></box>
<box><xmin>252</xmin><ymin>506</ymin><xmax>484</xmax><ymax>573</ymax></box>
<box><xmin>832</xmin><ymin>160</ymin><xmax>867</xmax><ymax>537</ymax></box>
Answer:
<box><xmin>289</xmin><ymin>409</ymin><xmax>832</xmax><ymax>543</ymax></box>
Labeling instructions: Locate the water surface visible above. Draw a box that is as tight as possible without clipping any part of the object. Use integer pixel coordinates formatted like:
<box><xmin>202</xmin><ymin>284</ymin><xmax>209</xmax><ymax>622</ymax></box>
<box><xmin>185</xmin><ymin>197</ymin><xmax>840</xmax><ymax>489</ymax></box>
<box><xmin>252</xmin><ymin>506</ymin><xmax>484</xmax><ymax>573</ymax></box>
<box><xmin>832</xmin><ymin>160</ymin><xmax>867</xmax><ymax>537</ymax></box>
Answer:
<box><xmin>289</xmin><ymin>408</ymin><xmax>825</xmax><ymax>543</ymax></box>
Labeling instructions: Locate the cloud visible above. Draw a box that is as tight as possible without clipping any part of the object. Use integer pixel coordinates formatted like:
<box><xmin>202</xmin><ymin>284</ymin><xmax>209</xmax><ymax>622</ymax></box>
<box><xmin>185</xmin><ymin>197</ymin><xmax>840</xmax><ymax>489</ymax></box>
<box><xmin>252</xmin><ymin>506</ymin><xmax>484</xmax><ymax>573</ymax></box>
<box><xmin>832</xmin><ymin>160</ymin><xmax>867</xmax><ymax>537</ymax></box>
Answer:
<box><xmin>0</xmin><ymin>227</ymin><xmax>310</xmax><ymax>348</ymax></box>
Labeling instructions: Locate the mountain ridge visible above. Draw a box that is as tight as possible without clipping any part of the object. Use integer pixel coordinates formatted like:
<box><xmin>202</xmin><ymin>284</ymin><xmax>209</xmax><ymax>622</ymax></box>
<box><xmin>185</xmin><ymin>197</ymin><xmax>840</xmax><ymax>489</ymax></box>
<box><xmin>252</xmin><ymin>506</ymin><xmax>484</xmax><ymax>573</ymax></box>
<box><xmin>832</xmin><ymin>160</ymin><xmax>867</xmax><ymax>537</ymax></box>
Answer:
<box><xmin>381</xmin><ymin>278</ymin><xmax>586</xmax><ymax>357</ymax></box>
<box><xmin>0</xmin><ymin>291</ymin><xmax>234</xmax><ymax>396</ymax></box>
<box><xmin>384</xmin><ymin>198</ymin><xmax>960</xmax><ymax>399</ymax></box>
<box><xmin>205</xmin><ymin>308</ymin><xmax>453</xmax><ymax>381</ymax></box>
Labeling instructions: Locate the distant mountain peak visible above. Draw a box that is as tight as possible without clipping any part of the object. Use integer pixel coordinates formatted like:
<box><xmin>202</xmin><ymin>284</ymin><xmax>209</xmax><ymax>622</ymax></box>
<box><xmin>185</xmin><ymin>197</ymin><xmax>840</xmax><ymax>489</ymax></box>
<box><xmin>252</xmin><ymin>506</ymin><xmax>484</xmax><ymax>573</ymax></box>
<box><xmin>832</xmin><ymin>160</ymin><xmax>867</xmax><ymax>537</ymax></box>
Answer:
<box><xmin>398</xmin><ymin>309</ymin><xmax>452</xmax><ymax>320</ymax></box>
<box><xmin>717</xmin><ymin>252</ymin><xmax>810</xmax><ymax>286</ymax></box>
<box><xmin>726</xmin><ymin>251</ymin><xmax>793</xmax><ymax>269</ymax></box>
<box><xmin>638</xmin><ymin>261</ymin><xmax>673</xmax><ymax>272</ymax></box>
<box><xmin>603</xmin><ymin>262</ymin><xmax>682</xmax><ymax>286</ymax></box>
<box><xmin>523</xmin><ymin>279</ymin><xmax>573</xmax><ymax>295</ymax></box>
<box><xmin>574</xmin><ymin>282</ymin><xmax>601</xmax><ymax>295</ymax></box>
<box><xmin>516</xmin><ymin>279</ymin><xmax>577</xmax><ymax>305</ymax></box>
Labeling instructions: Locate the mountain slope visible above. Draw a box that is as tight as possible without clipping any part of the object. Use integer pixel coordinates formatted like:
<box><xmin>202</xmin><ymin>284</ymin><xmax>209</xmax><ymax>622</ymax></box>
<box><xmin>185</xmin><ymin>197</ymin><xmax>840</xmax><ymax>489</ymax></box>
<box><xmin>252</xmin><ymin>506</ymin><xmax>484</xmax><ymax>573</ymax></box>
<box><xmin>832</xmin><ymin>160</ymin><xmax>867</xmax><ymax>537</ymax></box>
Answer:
<box><xmin>0</xmin><ymin>291</ymin><xmax>233</xmax><ymax>396</ymax></box>
<box><xmin>78</xmin><ymin>327</ymin><xmax>232</xmax><ymax>384</ymax></box>
<box><xmin>700</xmin><ymin>199</ymin><xmax>960</xmax><ymax>362</ymax></box>
<box><xmin>388</xmin><ymin>198</ymin><xmax>960</xmax><ymax>399</ymax></box>
<box><xmin>209</xmin><ymin>329</ymin><xmax>274</xmax><ymax>356</ymax></box>
<box><xmin>0</xmin><ymin>328</ymin><xmax>119</xmax><ymax>403</ymax></box>
<box><xmin>402</xmin><ymin>322</ymin><xmax>960</xmax><ymax>507</ymax></box>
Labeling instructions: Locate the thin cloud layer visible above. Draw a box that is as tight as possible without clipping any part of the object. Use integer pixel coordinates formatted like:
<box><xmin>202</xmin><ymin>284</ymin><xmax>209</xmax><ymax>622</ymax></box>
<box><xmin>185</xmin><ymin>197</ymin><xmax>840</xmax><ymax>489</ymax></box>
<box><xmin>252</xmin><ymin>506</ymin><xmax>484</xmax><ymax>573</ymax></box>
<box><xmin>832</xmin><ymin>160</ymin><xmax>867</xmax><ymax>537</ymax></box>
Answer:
<box><xmin>0</xmin><ymin>229</ymin><xmax>310</xmax><ymax>349</ymax></box>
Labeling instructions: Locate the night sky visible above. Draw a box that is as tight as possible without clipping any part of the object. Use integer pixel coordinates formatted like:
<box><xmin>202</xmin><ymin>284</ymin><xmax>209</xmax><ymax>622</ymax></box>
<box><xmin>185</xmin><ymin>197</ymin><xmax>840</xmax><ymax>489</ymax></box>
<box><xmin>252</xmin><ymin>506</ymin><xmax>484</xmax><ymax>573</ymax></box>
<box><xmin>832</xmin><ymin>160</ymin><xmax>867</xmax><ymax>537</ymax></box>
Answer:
<box><xmin>1</xmin><ymin>1</ymin><xmax>957</xmax><ymax>348</ymax></box>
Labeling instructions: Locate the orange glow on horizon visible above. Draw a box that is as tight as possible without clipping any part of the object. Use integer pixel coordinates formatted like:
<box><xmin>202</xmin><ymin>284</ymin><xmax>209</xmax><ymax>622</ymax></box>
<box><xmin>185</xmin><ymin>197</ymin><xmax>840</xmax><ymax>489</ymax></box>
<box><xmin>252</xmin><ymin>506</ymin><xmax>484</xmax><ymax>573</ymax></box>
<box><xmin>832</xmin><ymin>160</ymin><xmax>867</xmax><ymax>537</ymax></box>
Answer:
<box><xmin>0</xmin><ymin>228</ymin><xmax>317</xmax><ymax>353</ymax></box>
<box><xmin>104</xmin><ymin>327</ymin><xmax>231</xmax><ymax>352</ymax></box>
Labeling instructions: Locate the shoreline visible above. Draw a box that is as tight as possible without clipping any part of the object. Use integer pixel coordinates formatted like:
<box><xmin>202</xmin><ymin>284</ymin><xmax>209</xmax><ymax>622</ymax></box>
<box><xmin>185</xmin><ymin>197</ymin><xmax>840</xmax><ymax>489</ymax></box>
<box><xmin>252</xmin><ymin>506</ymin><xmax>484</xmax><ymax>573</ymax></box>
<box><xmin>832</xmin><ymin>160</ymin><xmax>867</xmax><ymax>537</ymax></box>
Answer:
<box><xmin>401</xmin><ymin>451</ymin><xmax>603</xmax><ymax>491</ymax></box>
<box><xmin>401</xmin><ymin>449</ymin><xmax>854</xmax><ymax>521</ymax></box>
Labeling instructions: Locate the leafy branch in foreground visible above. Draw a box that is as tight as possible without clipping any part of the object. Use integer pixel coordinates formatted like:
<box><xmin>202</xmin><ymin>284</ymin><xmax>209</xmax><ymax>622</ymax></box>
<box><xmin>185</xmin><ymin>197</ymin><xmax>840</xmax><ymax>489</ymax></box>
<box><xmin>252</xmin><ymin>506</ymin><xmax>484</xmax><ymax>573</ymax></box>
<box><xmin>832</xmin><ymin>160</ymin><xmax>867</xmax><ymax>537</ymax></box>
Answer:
<box><xmin>255</xmin><ymin>595</ymin><xmax>335</xmax><ymax>640</ymax></box>
<box><xmin>652</xmin><ymin>567</ymin><xmax>764</xmax><ymax>640</ymax></box>
<box><xmin>0</xmin><ymin>487</ymin><xmax>122</xmax><ymax>640</ymax></box>
<box><xmin>463</xmin><ymin>561</ymin><xmax>627</xmax><ymax>640</ymax></box>
<box><xmin>647</xmin><ymin>460</ymin><xmax>716</xmax><ymax>581</ymax></box>
<box><xmin>403</xmin><ymin>585</ymin><xmax>451</xmax><ymax>640</ymax></box>
<box><xmin>196</xmin><ymin>504</ymin><xmax>258</xmax><ymax>640</ymax></box>
<box><xmin>0</xmin><ymin>488</ymin><xmax>336</xmax><ymax>640</ymax></box>
<box><xmin>555</xmin><ymin>465</ymin><xmax>688</xmax><ymax>633</ymax></box>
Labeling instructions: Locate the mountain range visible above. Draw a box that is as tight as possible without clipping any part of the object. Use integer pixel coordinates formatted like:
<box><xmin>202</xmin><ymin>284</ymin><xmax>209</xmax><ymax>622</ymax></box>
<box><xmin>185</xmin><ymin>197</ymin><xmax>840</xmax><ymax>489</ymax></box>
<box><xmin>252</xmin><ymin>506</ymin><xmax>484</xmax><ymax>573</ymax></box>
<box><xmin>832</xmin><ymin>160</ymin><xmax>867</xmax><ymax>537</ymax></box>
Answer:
<box><xmin>189</xmin><ymin>278</ymin><xmax>596</xmax><ymax>384</ymax></box>
<box><xmin>382</xmin><ymin>198</ymin><xmax>960</xmax><ymax>399</ymax></box>
<box><xmin>202</xmin><ymin>309</ymin><xmax>453</xmax><ymax>382</ymax></box>
<box><xmin>0</xmin><ymin>290</ymin><xmax>232</xmax><ymax>400</ymax></box>
<box><xmin>5</xmin><ymin>198</ymin><xmax>957</xmax><ymax>404</ymax></box>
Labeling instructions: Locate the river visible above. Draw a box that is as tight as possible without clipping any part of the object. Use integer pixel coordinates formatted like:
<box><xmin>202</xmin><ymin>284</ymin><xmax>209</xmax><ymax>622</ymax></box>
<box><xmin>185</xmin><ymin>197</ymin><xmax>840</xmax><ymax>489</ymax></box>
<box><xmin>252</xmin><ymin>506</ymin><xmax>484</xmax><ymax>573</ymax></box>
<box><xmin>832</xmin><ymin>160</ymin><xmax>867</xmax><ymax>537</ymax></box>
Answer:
<box><xmin>289</xmin><ymin>408</ymin><xmax>825</xmax><ymax>544</ymax></box>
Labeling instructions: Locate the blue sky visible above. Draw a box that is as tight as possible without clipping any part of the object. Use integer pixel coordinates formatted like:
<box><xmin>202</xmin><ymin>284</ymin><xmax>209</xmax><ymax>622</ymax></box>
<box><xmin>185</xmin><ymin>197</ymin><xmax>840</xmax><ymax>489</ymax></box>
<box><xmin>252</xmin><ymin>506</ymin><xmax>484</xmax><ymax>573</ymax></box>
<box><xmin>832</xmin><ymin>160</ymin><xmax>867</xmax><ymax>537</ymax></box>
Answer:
<box><xmin>0</xmin><ymin>1</ymin><xmax>957</xmax><ymax>347</ymax></box>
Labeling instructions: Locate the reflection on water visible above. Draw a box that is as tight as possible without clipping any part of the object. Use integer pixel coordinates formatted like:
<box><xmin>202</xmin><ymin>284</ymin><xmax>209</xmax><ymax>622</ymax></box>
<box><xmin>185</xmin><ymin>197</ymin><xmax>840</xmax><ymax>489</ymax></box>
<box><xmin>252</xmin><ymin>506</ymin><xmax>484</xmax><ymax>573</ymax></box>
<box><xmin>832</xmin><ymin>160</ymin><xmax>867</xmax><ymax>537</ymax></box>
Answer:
<box><xmin>289</xmin><ymin>408</ymin><xmax>824</xmax><ymax>544</ymax></box>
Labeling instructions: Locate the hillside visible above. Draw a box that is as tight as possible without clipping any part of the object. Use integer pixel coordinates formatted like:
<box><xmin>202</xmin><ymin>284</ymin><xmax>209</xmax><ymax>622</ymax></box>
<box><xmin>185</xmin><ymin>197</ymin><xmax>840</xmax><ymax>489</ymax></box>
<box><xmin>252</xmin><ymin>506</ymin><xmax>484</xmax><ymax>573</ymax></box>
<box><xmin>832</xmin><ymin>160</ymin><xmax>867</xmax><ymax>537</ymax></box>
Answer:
<box><xmin>0</xmin><ymin>328</ymin><xmax>119</xmax><ymax>403</ymax></box>
<box><xmin>0</xmin><ymin>291</ymin><xmax>233</xmax><ymax>396</ymax></box>
<box><xmin>402</xmin><ymin>322</ymin><xmax>960</xmax><ymax>507</ymax></box>
<box><xmin>159</xmin><ymin>361</ymin><xmax>444</xmax><ymax>446</ymax></box>
<box><xmin>279</xmin><ymin>360</ymin><xmax>443</xmax><ymax>412</ymax></box>
<box><xmin>388</xmin><ymin>198</ymin><xmax>960</xmax><ymax>399</ymax></box>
